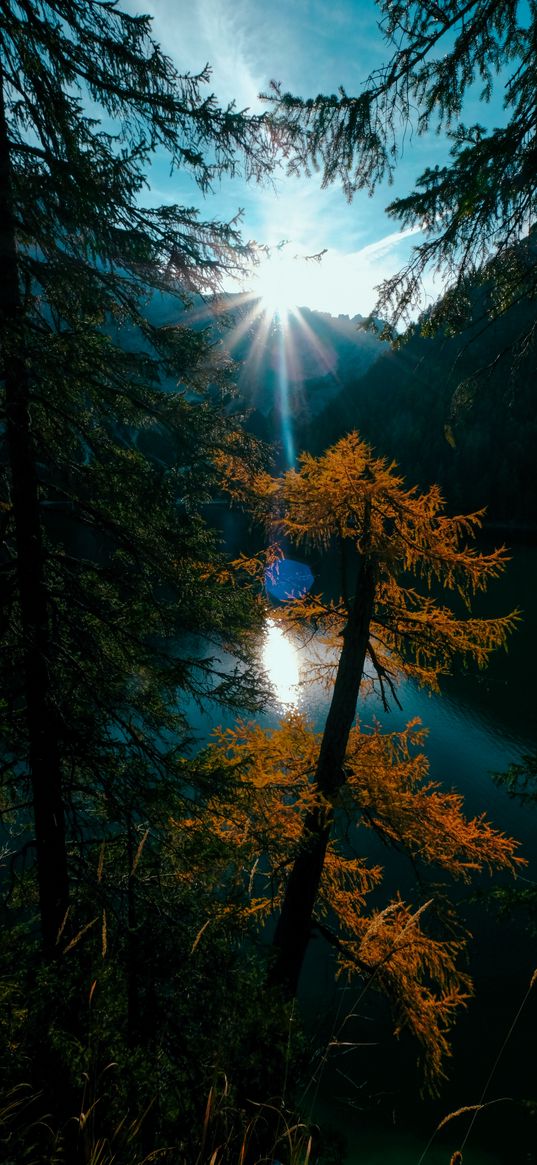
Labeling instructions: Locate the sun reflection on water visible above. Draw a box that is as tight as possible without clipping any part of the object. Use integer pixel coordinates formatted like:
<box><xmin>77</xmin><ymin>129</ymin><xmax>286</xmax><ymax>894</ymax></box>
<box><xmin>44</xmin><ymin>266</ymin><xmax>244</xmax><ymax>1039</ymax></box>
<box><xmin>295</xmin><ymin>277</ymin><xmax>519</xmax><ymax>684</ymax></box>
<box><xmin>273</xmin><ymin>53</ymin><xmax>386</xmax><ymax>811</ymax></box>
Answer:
<box><xmin>262</xmin><ymin>619</ymin><xmax>301</xmax><ymax>710</ymax></box>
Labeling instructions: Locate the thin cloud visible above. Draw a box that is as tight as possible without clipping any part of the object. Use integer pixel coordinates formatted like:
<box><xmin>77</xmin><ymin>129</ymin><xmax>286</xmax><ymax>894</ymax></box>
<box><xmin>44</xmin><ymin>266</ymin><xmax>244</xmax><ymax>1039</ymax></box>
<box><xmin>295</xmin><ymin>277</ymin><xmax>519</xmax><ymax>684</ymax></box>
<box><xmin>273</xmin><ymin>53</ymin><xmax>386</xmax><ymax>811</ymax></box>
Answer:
<box><xmin>130</xmin><ymin>0</ymin><xmax>274</xmax><ymax>111</ymax></box>
<box><xmin>355</xmin><ymin>225</ymin><xmax>423</xmax><ymax>262</ymax></box>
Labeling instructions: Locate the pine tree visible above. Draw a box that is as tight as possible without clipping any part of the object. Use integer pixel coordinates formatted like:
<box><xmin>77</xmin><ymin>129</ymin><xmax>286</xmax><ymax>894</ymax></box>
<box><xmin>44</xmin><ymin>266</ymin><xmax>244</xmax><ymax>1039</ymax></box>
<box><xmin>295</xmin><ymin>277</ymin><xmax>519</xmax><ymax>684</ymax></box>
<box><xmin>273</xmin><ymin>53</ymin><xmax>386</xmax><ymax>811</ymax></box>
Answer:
<box><xmin>0</xmin><ymin>2</ymin><xmax>275</xmax><ymax>955</ymax></box>
<box><xmin>269</xmin><ymin>0</ymin><xmax>537</xmax><ymax>338</ymax></box>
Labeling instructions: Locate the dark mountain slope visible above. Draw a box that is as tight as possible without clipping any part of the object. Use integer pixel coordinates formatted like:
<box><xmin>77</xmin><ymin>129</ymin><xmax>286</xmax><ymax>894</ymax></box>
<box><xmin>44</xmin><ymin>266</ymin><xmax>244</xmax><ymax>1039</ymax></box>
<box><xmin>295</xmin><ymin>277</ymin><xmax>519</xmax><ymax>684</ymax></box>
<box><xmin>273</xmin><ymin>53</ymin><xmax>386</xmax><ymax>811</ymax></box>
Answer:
<box><xmin>306</xmin><ymin>284</ymin><xmax>537</xmax><ymax>525</ymax></box>
<box><xmin>110</xmin><ymin>282</ymin><xmax>535</xmax><ymax>524</ymax></box>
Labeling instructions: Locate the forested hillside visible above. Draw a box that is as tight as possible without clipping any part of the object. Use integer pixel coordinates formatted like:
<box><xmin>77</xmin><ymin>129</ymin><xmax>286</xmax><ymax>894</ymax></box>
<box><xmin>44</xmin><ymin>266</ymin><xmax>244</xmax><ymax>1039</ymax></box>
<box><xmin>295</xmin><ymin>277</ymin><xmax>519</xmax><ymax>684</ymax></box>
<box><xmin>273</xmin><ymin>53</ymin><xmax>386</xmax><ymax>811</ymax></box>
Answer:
<box><xmin>111</xmin><ymin>271</ymin><xmax>537</xmax><ymax>527</ymax></box>
<box><xmin>302</xmin><ymin>267</ymin><xmax>537</xmax><ymax>525</ymax></box>
<box><xmin>112</xmin><ymin>290</ymin><xmax>386</xmax><ymax>457</ymax></box>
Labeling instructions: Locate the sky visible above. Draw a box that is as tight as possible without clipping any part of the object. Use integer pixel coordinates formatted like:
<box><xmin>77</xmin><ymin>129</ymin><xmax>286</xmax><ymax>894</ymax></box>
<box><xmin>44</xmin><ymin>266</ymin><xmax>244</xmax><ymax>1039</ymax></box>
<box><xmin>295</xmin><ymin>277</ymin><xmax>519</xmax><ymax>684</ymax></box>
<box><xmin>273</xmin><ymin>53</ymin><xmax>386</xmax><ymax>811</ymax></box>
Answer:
<box><xmin>127</xmin><ymin>0</ymin><xmax>505</xmax><ymax>318</ymax></box>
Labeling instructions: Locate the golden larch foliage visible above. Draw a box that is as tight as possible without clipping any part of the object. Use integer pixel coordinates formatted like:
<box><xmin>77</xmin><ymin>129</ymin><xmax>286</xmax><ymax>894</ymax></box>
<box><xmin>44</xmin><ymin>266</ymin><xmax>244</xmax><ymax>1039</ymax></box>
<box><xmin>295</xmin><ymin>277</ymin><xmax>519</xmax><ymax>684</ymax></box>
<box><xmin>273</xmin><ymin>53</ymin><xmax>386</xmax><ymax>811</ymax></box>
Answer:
<box><xmin>172</xmin><ymin>713</ymin><xmax>521</xmax><ymax>1086</ymax></box>
<box><xmin>221</xmin><ymin>431</ymin><xmax>519</xmax><ymax>697</ymax></box>
<box><xmin>204</xmin><ymin>432</ymin><xmax>522</xmax><ymax>1083</ymax></box>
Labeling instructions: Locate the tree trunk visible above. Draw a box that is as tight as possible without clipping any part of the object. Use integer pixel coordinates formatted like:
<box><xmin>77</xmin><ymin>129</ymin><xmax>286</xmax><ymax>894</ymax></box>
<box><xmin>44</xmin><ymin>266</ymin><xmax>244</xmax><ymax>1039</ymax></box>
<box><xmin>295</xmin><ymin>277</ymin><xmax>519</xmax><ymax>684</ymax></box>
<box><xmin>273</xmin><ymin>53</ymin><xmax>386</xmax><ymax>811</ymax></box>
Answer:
<box><xmin>0</xmin><ymin>70</ymin><xmax>69</xmax><ymax>956</ymax></box>
<box><xmin>126</xmin><ymin>819</ymin><xmax>140</xmax><ymax>1047</ymax></box>
<box><xmin>269</xmin><ymin>551</ymin><xmax>376</xmax><ymax>995</ymax></box>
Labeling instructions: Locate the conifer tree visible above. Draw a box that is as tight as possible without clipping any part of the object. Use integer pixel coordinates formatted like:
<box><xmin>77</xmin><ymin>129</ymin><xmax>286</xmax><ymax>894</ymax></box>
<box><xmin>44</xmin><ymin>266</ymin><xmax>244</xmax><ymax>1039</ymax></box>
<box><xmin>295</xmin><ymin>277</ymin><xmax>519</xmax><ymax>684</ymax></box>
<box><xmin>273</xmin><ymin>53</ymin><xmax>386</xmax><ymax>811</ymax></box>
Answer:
<box><xmin>269</xmin><ymin>0</ymin><xmax>537</xmax><ymax>338</ymax></box>
<box><xmin>220</xmin><ymin>432</ymin><xmax>520</xmax><ymax>1036</ymax></box>
<box><xmin>0</xmin><ymin>1</ymin><xmax>275</xmax><ymax>955</ymax></box>
<box><xmin>191</xmin><ymin>712</ymin><xmax>519</xmax><ymax>1087</ymax></box>
<box><xmin>265</xmin><ymin>434</ymin><xmax>517</xmax><ymax>993</ymax></box>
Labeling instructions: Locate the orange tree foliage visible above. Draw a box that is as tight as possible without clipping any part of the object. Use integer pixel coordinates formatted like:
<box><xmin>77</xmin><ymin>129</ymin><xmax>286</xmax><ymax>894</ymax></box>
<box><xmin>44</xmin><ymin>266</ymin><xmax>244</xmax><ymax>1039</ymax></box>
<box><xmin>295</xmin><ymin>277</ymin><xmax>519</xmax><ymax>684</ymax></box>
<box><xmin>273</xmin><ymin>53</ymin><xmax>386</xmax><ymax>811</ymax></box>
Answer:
<box><xmin>226</xmin><ymin>431</ymin><xmax>519</xmax><ymax>690</ymax></box>
<box><xmin>176</xmin><ymin>715</ymin><xmax>521</xmax><ymax>1089</ymax></box>
<box><xmin>200</xmin><ymin>432</ymin><xmax>522</xmax><ymax>1085</ymax></box>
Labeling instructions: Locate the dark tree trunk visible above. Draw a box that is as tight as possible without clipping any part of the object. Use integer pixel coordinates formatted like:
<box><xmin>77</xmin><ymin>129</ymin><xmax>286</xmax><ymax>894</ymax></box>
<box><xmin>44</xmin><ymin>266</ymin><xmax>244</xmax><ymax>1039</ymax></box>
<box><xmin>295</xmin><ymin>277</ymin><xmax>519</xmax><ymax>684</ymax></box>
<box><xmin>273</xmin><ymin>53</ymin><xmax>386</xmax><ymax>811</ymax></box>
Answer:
<box><xmin>269</xmin><ymin>552</ymin><xmax>376</xmax><ymax>996</ymax></box>
<box><xmin>126</xmin><ymin>819</ymin><xmax>140</xmax><ymax>1048</ymax></box>
<box><xmin>0</xmin><ymin>70</ymin><xmax>69</xmax><ymax>956</ymax></box>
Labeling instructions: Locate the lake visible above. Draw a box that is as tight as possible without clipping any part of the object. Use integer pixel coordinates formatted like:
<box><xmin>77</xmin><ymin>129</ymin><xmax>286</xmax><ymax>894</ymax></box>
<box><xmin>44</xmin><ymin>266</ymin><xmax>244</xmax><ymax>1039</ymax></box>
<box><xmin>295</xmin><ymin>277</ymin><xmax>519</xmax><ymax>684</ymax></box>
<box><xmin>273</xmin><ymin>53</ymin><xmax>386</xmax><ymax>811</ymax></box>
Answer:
<box><xmin>188</xmin><ymin>530</ymin><xmax>537</xmax><ymax>1165</ymax></box>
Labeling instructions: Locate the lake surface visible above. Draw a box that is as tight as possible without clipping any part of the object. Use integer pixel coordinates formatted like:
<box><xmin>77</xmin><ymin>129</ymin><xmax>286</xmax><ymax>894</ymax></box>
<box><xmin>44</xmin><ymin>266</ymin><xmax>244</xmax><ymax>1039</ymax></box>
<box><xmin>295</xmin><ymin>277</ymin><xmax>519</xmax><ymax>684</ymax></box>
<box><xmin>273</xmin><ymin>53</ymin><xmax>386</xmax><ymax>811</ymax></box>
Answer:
<box><xmin>188</xmin><ymin>533</ymin><xmax>537</xmax><ymax>1165</ymax></box>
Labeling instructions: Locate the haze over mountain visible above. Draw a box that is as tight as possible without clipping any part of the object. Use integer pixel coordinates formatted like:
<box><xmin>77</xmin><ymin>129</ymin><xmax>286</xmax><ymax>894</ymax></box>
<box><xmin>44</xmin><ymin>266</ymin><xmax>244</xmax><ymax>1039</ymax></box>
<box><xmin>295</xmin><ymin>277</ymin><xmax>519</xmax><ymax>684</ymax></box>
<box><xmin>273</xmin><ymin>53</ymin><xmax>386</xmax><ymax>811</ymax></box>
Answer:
<box><xmin>220</xmin><ymin>296</ymin><xmax>386</xmax><ymax>425</ymax></box>
<box><xmin>118</xmin><ymin>280</ymin><xmax>536</xmax><ymax>526</ymax></box>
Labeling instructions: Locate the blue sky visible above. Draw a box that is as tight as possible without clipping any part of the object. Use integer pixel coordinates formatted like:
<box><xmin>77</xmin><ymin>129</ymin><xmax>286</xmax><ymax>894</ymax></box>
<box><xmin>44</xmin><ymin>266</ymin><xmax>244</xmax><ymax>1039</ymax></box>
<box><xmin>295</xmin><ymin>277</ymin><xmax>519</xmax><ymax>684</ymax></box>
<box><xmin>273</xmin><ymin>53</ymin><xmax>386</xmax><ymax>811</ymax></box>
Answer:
<box><xmin>128</xmin><ymin>0</ymin><xmax>505</xmax><ymax>317</ymax></box>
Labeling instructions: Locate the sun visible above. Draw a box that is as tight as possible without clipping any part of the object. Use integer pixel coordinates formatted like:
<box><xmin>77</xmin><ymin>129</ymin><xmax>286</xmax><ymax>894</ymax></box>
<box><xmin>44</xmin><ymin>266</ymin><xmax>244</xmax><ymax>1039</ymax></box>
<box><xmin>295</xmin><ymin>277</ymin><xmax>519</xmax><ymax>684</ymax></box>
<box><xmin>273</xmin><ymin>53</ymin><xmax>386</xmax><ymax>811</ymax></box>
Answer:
<box><xmin>253</xmin><ymin>251</ymin><xmax>303</xmax><ymax>317</ymax></box>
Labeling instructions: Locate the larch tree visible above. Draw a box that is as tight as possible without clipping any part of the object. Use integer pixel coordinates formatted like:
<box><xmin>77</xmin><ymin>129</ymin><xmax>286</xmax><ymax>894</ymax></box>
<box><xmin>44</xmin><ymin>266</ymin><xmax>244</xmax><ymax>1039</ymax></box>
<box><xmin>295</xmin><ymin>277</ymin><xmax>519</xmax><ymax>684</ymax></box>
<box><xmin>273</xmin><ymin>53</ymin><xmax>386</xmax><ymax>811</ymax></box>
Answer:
<box><xmin>0</xmin><ymin>1</ymin><xmax>276</xmax><ymax>957</ymax></box>
<box><xmin>189</xmin><ymin>713</ymin><xmax>519</xmax><ymax>1087</ymax></box>
<box><xmin>216</xmin><ymin>431</ymin><xmax>520</xmax><ymax>1083</ymax></box>
<box><xmin>268</xmin><ymin>0</ymin><xmax>537</xmax><ymax>341</ymax></box>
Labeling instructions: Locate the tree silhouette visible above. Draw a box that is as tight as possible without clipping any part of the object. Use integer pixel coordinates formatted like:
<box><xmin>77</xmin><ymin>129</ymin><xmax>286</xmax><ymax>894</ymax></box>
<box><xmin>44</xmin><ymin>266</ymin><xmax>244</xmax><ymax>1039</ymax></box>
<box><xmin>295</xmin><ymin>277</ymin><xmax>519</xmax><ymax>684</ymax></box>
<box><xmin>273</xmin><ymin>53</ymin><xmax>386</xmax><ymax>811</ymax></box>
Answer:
<box><xmin>0</xmin><ymin>1</ymin><xmax>275</xmax><ymax>954</ymax></box>
<box><xmin>269</xmin><ymin>1</ymin><xmax>537</xmax><ymax>341</ymax></box>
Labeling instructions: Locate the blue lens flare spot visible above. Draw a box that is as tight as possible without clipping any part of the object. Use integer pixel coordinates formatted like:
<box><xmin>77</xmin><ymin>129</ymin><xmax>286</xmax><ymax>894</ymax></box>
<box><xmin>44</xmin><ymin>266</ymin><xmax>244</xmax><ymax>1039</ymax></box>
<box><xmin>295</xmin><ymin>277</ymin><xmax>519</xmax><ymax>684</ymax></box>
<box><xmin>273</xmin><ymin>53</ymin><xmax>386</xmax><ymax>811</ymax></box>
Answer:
<box><xmin>264</xmin><ymin>557</ymin><xmax>314</xmax><ymax>602</ymax></box>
